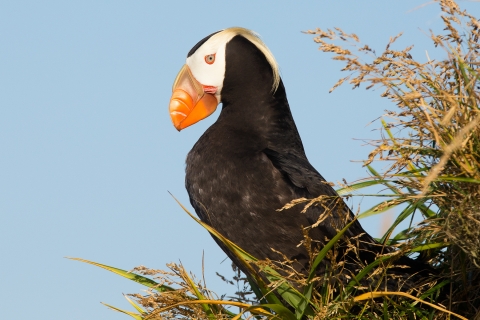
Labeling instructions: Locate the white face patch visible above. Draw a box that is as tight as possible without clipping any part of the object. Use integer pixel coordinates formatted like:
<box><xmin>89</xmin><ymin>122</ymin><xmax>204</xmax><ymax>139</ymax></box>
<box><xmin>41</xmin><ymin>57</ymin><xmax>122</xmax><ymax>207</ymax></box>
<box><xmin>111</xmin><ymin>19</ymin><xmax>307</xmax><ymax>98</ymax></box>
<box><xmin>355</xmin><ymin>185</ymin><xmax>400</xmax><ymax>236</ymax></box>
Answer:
<box><xmin>186</xmin><ymin>32</ymin><xmax>237</xmax><ymax>103</ymax></box>
<box><xmin>185</xmin><ymin>27</ymin><xmax>281</xmax><ymax>103</ymax></box>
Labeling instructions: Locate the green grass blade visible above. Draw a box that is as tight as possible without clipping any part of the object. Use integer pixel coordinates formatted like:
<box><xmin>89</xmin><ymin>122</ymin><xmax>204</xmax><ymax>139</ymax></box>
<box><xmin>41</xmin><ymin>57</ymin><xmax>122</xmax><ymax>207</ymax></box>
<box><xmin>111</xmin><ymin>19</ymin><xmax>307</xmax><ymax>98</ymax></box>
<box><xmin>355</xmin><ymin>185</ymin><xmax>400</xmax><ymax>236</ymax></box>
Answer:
<box><xmin>394</xmin><ymin>173</ymin><xmax>480</xmax><ymax>184</ymax></box>
<box><xmin>417</xmin><ymin>203</ymin><xmax>437</xmax><ymax>219</ymax></box>
<box><xmin>180</xmin><ymin>264</ymin><xmax>217</xmax><ymax>319</ymax></box>
<box><xmin>257</xmin><ymin>304</ymin><xmax>297</xmax><ymax>320</ymax></box>
<box><xmin>366</xmin><ymin>164</ymin><xmax>403</xmax><ymax>195</ymax></box>
<box><xmin>247</xmin><ymin>275</ymin><xmax>269</xmax><ymax>305</ymax></box>
<box><xmin>68</xmin><ymin>257</ymin><xmax>175</xmax><ymax>293</ymax></box>
<box><xmin>123</xmin><ymin>294</ymin><xmax>146</xmax><ymax>315</ymax></box>
<box><xmin>392</xmin><ymin>228</ymin><xmax>412</xmax><ymax>243</ymax></box>
<box><xmin>308</xmin><ymin>218</ymin><xmax>357</xmax><ymax>282</ymax></box>
<box><xmin>296</xmin><ymin>219</ymin><xmax>357</xmax><ymax>319</ymax></box>
<box><xmin>101</xmin><ymin>302</ymin><xmax>144</xmax><ymax>320</ymax></box>
<box><xmin>419</xmin><ymin>280</ymin><xmax>450</xmax><ymax>300</ymax></box>
<box><xmin>295</xmin><ymin>284</ymin><xmax>313</xmax><ymax>320</ymax></box>
<box><xmin>410</xmin><ymin>242</ymin><xmax>448</xmax><ymax>252</ymax></box>
<box><xmin>357</xmin><ymin>197</ymin><xmax>409</xmax><ymax>220</ymax></box>
<box><xmin>336</xmin><ymin>179</ymin><xmax>389</xmax><ymax>195</ymax></box>
<box><xmin>380</xmin><ymin>203</ymin><xmax>416</xmax><ymax>244</ymax></box>
<box><xmin>433</xmin><ymin>176</ymin><xmax>480</xmax><ymax>184</ymax></box>
<box><xmin>345</xmin><ymin>255</ymin><xmax>395</xmax><ymax>294</ymax></box>
<box><xmin>393</xmin><ymin>167</ymin><xmax>430</xmax><ymax>175</ymax></box>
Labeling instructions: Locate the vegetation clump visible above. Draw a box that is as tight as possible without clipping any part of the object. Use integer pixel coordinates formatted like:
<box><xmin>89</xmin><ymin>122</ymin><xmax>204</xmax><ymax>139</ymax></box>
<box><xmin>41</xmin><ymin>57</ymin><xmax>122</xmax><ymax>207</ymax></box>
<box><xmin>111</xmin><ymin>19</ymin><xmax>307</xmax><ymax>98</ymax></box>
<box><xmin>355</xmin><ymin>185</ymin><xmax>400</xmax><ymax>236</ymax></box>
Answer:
<box><xmin>303</xmin><ymin>0</ymin><xmax>480</xmax><ymax>317</ymax></box>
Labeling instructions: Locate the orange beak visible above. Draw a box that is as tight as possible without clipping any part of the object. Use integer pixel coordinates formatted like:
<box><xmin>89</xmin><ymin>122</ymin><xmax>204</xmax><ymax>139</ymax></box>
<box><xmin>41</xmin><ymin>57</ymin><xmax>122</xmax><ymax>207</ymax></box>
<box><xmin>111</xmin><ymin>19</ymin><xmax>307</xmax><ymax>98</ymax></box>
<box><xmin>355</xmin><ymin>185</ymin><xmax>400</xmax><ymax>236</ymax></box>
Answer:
<box><xmin>169</xmin><ymin>65</ymin><xmax>218</xmax><ymax>131</ymax></box>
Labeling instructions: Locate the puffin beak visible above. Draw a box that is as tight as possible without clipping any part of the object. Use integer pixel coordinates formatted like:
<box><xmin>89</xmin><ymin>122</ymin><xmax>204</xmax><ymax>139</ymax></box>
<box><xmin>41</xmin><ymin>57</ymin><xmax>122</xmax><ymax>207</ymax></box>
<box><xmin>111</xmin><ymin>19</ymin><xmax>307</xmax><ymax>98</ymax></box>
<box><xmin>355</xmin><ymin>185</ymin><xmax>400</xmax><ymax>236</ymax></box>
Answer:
<box><xmin>169</xmin><ymin>65</ymin><xmax>218</xmax><ymax>131</ymax></box>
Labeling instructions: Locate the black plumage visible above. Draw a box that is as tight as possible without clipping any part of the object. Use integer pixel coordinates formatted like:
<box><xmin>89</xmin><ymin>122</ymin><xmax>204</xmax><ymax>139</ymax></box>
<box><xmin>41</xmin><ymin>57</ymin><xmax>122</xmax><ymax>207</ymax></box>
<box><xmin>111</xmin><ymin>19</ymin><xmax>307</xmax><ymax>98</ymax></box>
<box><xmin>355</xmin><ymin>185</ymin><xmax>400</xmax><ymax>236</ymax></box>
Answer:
<box><xmin>182</xmin><ymin>33</ymin><xmax>428</xmax><ymax>287</ymax></box>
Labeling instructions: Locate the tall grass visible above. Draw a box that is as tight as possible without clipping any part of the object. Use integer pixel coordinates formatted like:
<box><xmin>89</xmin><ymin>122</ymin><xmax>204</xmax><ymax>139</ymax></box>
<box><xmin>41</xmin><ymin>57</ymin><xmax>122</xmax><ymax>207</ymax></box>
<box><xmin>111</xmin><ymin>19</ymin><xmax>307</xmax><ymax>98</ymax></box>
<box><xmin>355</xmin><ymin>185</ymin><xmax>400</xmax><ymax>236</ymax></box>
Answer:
<box><xmin>73</xmin><ymin>1</ymin><xmax>479</xmax><ymax>318</ymax></box>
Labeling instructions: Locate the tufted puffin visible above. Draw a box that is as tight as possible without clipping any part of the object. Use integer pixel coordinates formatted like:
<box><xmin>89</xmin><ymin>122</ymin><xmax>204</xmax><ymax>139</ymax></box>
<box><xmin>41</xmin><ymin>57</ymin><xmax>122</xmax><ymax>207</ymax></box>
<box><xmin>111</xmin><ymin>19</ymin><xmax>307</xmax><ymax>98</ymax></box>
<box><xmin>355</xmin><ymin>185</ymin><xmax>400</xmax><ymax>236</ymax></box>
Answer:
<box><xmin>168</xmin><ymin>27</ymin><xmax>427</xmax><ymax>287</ymax></box>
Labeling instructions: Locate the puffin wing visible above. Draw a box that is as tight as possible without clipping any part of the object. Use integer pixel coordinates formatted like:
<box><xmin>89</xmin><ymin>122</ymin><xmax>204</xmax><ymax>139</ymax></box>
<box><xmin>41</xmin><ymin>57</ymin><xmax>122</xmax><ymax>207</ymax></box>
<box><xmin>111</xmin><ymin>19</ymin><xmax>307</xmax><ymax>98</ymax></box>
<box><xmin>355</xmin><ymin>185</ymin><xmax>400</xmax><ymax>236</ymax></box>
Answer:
<box><xmin>263</xmin><ymin>147</ymin><xmax>379</xmax><ymax>248</ymax></box>
<box><xmin>263</xmin><ymin>147</ymin><xmax>340</xmax><ymax>198</ymax></box>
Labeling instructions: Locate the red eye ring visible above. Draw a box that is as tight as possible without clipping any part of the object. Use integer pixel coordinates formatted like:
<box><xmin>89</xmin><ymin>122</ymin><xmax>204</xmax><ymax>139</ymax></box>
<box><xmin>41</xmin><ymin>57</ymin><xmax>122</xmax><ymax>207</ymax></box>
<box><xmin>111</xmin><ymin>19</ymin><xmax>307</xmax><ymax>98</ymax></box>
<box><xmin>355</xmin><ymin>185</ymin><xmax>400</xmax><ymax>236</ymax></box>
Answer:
<box><xmin>204</xmin><ymin>54</ymin><xmax>216</xmax><ymax>65</ymax></box>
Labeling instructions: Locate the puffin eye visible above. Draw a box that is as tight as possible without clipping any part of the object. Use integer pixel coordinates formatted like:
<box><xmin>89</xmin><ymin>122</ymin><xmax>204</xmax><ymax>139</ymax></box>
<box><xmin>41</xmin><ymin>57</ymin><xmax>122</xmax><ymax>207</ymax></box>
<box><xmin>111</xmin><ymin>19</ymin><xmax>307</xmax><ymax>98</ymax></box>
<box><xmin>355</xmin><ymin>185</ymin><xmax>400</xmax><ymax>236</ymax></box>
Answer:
<box><xmin>204</xmin><ymin>54</ymin><xmax>216</xmax><ymax>64</ymax></box>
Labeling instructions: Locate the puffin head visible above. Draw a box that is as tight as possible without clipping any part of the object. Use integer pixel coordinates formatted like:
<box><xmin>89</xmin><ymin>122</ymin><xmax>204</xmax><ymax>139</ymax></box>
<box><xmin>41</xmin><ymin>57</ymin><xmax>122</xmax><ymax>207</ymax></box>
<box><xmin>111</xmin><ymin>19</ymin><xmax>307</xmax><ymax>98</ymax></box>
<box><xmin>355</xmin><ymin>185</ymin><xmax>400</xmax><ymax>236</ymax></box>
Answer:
<box><xmin>169</xmin><ymin>27</ymin><xmax>280</xmax><ymax>131</ymax></box>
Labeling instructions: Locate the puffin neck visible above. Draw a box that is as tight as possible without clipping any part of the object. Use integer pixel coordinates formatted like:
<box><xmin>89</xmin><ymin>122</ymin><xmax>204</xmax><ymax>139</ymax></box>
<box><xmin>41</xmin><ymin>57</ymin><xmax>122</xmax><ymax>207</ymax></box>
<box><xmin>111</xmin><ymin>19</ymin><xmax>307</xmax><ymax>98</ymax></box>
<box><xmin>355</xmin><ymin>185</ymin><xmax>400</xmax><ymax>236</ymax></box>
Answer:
<box><xmin>214</xmin><ymin>36</ymin><xmax>305</xmax><ymax>153</ymax></box>
<box><xmin>217</xmin><ymin>80</ymin><xmax>303</xmax><ymax>150</ymax></box>
<box><xmin>220</xmin><ymin>35</ymin><xmax>277</xmax><ymax>106</ymax></box>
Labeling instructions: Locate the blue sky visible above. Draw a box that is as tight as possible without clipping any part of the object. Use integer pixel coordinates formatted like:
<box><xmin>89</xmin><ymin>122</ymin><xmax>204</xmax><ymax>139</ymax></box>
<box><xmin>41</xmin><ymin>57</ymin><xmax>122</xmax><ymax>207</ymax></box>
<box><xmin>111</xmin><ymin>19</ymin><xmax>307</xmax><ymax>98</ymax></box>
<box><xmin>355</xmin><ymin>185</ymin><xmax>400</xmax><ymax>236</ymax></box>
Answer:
<box><xmin>1</xmin><ymin>1</ymin><xmax>478</xmax><ymax>319</ymax></box>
